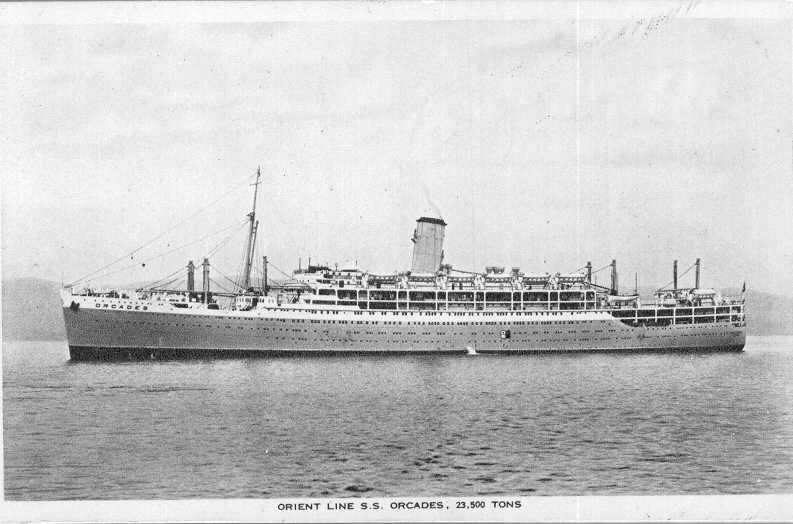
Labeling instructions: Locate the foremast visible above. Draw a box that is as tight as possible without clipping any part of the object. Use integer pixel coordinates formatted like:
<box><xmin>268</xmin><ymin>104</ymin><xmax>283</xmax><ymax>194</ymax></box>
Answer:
<box><xmin>240</xmin><ymin>167</ymin><xmax>261</xmax><ymax>292</ymax></box>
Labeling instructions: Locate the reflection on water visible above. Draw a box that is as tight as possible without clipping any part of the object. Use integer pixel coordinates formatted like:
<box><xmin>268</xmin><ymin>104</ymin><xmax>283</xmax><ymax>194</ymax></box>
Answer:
<box><xmin>4</xmin><ymin>337</ymin><xmax>793</xmax><ymax>500</ymax></box>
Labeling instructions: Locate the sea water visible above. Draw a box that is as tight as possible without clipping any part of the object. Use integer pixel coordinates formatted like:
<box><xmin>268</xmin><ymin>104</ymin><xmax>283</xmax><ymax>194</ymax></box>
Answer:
<box><xmin>4</xmin><ymin>337</ymin><xmax>793</xmax><ymax>500</ymax></box>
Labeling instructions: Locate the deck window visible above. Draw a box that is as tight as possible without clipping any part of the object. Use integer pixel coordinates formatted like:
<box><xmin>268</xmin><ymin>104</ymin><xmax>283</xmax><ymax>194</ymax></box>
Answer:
<box><xmin>611</xmin><ymin>310</ymin><xmax>634</xmax><ymax>318</ymax></box>
<box><xmin>486</xmin><ymin>292</ymin><xmax>511</xmax><ymax>302</ymax></box>
<box><xmin>409</xmin><ymin>302</ymin><xmax>436</xmax><ymax>310</ymax></box>
<box><xmin>337</xmin><ymin>289</ymin><xmax>356</xmax><ymax>300</ymax></box>
<box><xmin>370</xmin><ymin>290</ymin><xmax>396</xmax><ymax>301</ymax></box>
<box><xmin>409</xmin><ymin>291</ymin><xmax>436</xmax><ymax>301</ymax></box>
<box><xmin>449</xmin><ymin>292</ymin><xmax>473</xmax><ymax>302</ymax></box>
<box><xmin>559</xmin><ymin>302</ymin><xmax>583</xmax><ymax>310</ymax></box>
<box><xmin>370</xmin><ymin>301</ymin><xmax>396</xmax><ymax>310</ymax></box>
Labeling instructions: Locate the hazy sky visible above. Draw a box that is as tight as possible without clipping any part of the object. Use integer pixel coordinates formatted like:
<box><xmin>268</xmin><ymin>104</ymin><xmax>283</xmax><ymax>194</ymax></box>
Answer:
<box><xmin>3</xmin><ymin>3</ymin><xmax>791</xmax><ymax>294</ymax></box>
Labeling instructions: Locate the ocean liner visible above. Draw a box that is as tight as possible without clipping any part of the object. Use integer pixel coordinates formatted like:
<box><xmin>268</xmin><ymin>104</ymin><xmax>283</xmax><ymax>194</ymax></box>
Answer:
<box><xmin>62</xmin><ymin>170</ymin><xmax>746</xmax><ymax>360</ymax></box>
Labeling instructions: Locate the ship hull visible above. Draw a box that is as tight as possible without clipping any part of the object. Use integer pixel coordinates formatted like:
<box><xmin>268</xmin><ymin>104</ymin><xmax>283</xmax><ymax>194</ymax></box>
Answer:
<box><xmin>67</xmin><ymin>344</ymin><xmax>745</xmax><ymax>361</ymax></box>
<box><xmin>62</xmin><ymin>302</ymin><xmax>745</xmax><ymax>360</ymax></box>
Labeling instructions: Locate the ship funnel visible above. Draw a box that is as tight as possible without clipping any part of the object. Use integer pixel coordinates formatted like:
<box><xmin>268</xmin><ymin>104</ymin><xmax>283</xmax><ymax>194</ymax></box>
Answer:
<box><xmin>410</xmin><ymin>217</ymin><xmax>446</xmax><ymax>274</ymax></box>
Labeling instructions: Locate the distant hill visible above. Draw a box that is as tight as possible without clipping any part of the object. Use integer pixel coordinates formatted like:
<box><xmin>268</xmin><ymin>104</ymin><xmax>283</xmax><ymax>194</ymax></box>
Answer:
<box><xmin>734</xmin><ymin>289</ymin><xmax>793</xmax><ymax>336</ymax></box>
<box><xmin>2</xmin><ymin>278</ymin><xmax>66</xmax><ymax>341</ymax></box>
<box><xmin>1</xmin><ymin>277</ymin><xmax>792</xmax><ymax>340</ymax></box>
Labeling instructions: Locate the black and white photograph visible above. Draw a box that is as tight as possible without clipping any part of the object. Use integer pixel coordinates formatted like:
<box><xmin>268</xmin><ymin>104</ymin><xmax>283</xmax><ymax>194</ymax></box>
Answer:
<box><xmin>2</xmin><ymin>1</ymin><xmax>792</xmax><ymax>522</ymax></box>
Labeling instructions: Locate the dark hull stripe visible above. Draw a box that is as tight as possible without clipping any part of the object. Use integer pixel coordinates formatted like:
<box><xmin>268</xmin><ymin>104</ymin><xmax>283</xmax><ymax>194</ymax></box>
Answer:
<box><xmin>68</xmin><ymin>344</ymin><xmax>745</xmax><ymax>361</ymax></box>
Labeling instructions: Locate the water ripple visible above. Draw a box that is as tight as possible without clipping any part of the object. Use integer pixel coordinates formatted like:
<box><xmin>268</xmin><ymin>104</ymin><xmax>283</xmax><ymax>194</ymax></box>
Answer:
<box><xmin>4</xmin><ymin>338</ymin><xmax>793</xmax><ymax>499</ymax></box>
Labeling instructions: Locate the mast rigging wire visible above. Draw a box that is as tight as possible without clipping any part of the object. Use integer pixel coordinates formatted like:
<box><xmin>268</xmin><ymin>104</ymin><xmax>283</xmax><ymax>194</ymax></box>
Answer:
<box><xmin>589</xmin><ymin>262</ymin><xmax>614</xmax><ymax>275</ymax></box>
<box><xmin>67</xmin><ymin>171</ymin><xmax>260</xmax><ymax>287</ymax></box>
<box><xmin>266</xmin><ymin>261</ymin><xmax>296</xmax><ymax>280</ymax></box>
<box><xmin>203</xmin><ymin>223</ymin><xmax>249</xmax><ymax>260</ymax></box>
<box><xmin>656</xmin><ymin>261</ymin><xmax>697</xmax><ymax>292</ymax></box>
<box><xmin>208</xmin><ymin>277</ymin><xmax>232</xmax><ymax>293</ymax></box>
<box><xmin>82</xmin><ymin>219</ymin><xmax>248</xmax><ymax>284</ymax></box>
<box><xmin>149</xmin><ymin>275</ymin><xmax>182</xmax><ymax>290</ymax></box>
<box><xmin>139</xmin><ymin>265</ymin><xmax>186</xmax><ymax>290</ymax></box>
<box><xmin>134</xmin><ymin>222</ymin><xmax>247</xmax><ymax>291</ymax></box>
<box><xmin>211</xmin><ymin>265</ymin><xmax>246</xmax><ymax>292</ymax></box>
